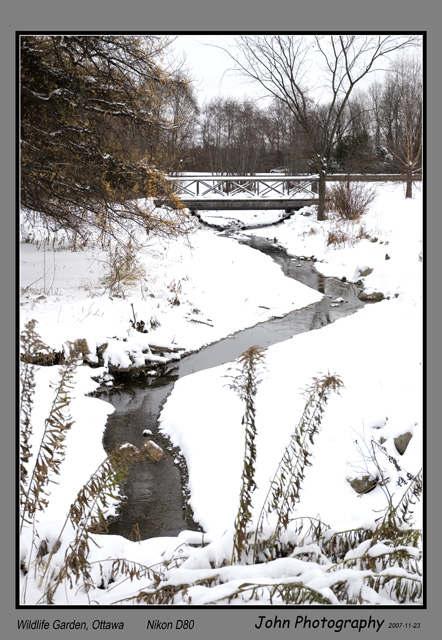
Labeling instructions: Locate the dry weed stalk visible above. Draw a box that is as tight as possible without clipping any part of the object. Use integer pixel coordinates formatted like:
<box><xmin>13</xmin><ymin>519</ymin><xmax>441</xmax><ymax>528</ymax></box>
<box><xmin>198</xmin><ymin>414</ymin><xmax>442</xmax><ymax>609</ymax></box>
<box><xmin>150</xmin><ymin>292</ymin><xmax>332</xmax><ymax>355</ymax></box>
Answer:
<box><xmin>254</xmin><ymin>373</ymin><xmax>344</xmax><ymax>562</ymax></box>
<box><xmin>20</xmin><ymin>323</ymin><xmax>81</xmax><ymax>532</ymax></box>
<box><xmin>226</xmin><ymin>346</ymin><xmax>266</xmax><ymax>564</ymax></box>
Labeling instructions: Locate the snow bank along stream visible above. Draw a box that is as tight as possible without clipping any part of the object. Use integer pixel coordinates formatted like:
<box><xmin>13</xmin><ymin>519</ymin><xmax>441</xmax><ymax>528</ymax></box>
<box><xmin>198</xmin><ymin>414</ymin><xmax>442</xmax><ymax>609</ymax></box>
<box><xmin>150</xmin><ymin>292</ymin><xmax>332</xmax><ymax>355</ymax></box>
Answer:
<box><xmin>102</xmin><ymin>234</ymin><xmax>371</xmax><ymax>540</ymax></box>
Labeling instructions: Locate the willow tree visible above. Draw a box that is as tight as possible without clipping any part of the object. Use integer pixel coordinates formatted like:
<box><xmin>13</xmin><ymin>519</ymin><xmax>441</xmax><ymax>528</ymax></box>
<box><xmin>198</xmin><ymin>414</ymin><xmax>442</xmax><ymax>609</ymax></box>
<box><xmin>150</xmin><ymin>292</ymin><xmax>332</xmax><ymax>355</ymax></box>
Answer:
<box><xmin>20</xmin><ymin>35</ymin><xmax>196</xmax><ymax>243</ymax></box>
<box><xmin>228</xmin><ymin>35</ymin><xmax>421</xmax><ymax>219</ymax></box>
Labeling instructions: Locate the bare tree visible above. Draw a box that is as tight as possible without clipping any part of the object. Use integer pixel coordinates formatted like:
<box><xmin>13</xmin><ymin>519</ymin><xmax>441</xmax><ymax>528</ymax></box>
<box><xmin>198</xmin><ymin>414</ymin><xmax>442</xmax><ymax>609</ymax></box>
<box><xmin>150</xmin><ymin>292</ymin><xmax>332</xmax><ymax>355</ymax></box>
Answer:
<box><xmin>264</xmin><ymin>98</ymin><xmax>313</xmax><ymax>173</ymax></box>
<box><xmin>145</xmin><ymin>70</ymin><xmax>200</xmax><ymax>173</ymax></box>
<box><xmin>378</xmin><ymin>54</ymin><xmax>423</xmax><ymax>198</ymax></box>
<box><xmin>195</xmin><ymin>97</ymin><xmax>268</xmax><ymax>174</ymax></box>
<box><xmin>227</xmin><ymin>35</ymin><xmax>421</xmax><ymax>219</ymax></box>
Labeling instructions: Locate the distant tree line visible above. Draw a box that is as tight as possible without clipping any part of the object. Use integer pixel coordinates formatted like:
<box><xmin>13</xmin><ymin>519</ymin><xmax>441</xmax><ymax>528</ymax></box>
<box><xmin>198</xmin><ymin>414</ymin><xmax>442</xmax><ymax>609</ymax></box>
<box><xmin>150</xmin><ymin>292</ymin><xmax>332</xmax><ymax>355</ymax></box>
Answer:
<box><xmin>182</xmin><ymin>52</ymin><xmax>422</xmax><ymax>185</ymax></box>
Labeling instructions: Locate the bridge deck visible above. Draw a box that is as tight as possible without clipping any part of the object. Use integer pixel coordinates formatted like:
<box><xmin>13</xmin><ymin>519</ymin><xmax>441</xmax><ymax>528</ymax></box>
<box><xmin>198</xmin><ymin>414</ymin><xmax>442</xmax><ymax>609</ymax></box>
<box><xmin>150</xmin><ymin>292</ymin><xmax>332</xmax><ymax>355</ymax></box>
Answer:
<box><xmin>179</xmin><ymin>198</ymin><xmax>317</xmax><ymax>211</ymax></box>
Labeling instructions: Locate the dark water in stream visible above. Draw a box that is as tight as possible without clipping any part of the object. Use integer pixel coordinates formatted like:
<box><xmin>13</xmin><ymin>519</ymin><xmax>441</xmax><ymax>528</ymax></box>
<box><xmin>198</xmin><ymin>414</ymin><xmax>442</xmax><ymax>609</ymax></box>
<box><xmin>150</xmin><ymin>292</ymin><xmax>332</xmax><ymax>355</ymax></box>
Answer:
<box><xmin>101</xmin><ymin>234</ymin><xmax>366</xmax><ymax>540</ymax></box>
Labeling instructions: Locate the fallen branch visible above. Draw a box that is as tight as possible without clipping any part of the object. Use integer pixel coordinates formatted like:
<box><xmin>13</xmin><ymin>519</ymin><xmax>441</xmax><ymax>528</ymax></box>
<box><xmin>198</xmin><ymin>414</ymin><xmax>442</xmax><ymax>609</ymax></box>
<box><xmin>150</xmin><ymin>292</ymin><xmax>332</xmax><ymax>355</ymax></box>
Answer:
<box><xmin>149</xmin><ymin>344</ymin><xmax>186</xmax><ymax>354</ymax></box>
<box><xmin>187</xmin><ymin>318</ymin><xmax>214</xmax><ymax>327</ymax></box>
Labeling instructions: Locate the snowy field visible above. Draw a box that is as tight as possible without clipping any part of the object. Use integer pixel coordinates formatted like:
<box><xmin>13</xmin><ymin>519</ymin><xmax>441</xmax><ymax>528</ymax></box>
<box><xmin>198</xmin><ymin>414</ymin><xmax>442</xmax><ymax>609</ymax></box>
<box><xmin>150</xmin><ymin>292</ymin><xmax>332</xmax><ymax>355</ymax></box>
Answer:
<box><xmin>19</xmin><ymin>182</ymin><xmax>423</xmax><ymax>605</ymax></box>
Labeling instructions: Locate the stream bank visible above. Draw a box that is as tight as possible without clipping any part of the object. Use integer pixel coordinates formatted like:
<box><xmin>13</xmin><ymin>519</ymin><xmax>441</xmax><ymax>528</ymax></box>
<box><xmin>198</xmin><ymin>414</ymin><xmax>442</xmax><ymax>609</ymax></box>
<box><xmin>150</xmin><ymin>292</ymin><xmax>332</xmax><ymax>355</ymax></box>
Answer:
<box><xmin>101</xmin><ymin>234</ymin><xmax>369</xmax><ymax>540</ymax></box>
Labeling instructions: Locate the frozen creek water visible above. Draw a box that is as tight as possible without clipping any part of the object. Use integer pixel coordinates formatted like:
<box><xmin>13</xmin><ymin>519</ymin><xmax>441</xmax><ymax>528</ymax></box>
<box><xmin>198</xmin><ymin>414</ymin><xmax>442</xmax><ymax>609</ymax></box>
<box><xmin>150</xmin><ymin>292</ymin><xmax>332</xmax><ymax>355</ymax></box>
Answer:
<box><xmin>101</xmin><ymin>234</ymin><xmax>367</xmax><ymax>540</ymax></box>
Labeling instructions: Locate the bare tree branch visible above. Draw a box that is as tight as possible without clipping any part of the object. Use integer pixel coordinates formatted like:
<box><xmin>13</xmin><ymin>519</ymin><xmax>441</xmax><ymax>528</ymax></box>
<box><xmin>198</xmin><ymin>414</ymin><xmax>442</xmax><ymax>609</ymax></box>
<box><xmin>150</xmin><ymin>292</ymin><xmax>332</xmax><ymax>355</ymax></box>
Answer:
<box><xmin>224</xmin><ymin>34</ymin><xmax>422</xmax><ymax>218</ymax></box>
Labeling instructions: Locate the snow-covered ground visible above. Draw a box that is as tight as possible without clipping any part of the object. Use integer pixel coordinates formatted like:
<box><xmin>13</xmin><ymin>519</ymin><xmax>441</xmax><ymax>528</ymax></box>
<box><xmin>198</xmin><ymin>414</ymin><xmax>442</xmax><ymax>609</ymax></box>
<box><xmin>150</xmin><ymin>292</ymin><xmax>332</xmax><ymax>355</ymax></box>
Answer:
<box><xmin>19</xmin><ymin>181</ymin><xmax>423</xmax><ymax>604</ymax></box>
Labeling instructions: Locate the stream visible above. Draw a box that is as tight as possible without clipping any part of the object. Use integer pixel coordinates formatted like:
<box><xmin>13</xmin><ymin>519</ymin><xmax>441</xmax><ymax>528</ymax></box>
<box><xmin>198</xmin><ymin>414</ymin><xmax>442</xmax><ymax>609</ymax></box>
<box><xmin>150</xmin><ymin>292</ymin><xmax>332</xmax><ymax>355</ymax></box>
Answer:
<box><xmin>101</xmin><ymin>234</ymin><xmax>367</xmax><ymax>540</ymax></box>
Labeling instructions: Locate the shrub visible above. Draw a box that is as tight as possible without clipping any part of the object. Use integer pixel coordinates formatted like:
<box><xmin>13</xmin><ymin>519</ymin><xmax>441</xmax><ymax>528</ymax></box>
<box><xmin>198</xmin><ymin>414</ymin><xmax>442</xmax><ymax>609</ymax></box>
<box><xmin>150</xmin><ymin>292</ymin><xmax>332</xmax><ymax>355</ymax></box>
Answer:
<box><xmin>327</xmin><ymin>181</ymin><xmax>376</xmax><ymax>220</ymax></box>
<box><xmin>100</xmin><ymin>240</ymin><xmax>146</xmax><ymax>298</ymax></box>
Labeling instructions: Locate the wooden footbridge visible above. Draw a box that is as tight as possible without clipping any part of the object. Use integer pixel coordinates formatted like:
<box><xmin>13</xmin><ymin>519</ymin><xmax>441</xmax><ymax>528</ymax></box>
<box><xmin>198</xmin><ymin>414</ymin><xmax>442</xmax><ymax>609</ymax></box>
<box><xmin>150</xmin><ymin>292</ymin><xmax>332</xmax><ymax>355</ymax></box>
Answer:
<box><xmin>167</xmin><ymin>173</ymin><xmax>421</xmax><ymax>212</ymax></box>
<box><xmin>167</xmin><ymin>174</ymin><xmax>319</xmax><ymax>211</ymax></box>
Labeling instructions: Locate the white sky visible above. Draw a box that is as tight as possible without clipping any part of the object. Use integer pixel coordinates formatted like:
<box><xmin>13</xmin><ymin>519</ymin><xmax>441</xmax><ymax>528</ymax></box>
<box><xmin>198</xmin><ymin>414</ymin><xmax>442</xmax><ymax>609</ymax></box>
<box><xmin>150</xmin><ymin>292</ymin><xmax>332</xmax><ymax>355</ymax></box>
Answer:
<box><xmin>171</xmin><ymin>35</ymin><xmax>264</xmax><ymax>103</ymax></box>
<box><xmin>170</xmin><ymin>34</ymin><xmax>423</xmax><ymax>106</ymax></box>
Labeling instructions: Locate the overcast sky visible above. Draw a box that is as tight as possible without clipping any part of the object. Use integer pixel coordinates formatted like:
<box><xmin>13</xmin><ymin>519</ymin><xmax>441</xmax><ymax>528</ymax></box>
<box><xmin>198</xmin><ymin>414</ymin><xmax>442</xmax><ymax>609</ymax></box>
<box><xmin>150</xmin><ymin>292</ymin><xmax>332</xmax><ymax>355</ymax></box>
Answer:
<box><xmin>171</xmin><ymin>35</ymin><xmax>264</xmax><ymax>103</ymax></box>
<box><xmin>170</xmin><ymin>34</ymin><xmax>423</xmax><ymax>106</ymax></box>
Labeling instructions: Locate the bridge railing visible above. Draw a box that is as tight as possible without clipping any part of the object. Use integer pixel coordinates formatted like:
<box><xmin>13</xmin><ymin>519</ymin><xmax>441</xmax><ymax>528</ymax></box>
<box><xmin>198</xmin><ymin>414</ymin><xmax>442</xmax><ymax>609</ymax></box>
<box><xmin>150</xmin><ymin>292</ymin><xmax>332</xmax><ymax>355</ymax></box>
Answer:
<box><xmin>165</xmin><ymin>174</ymin><xmax>421</xmax><ymax>211</ymax></box>
<box><xmin>167</xmin><ymin>175</ymin><xmax>319</xmax><ymax>200</ymax></box>
<box><xmin>168</xmin><ymin>173</ymin><xmax>422</xmax><ymax>196</ymax></box>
